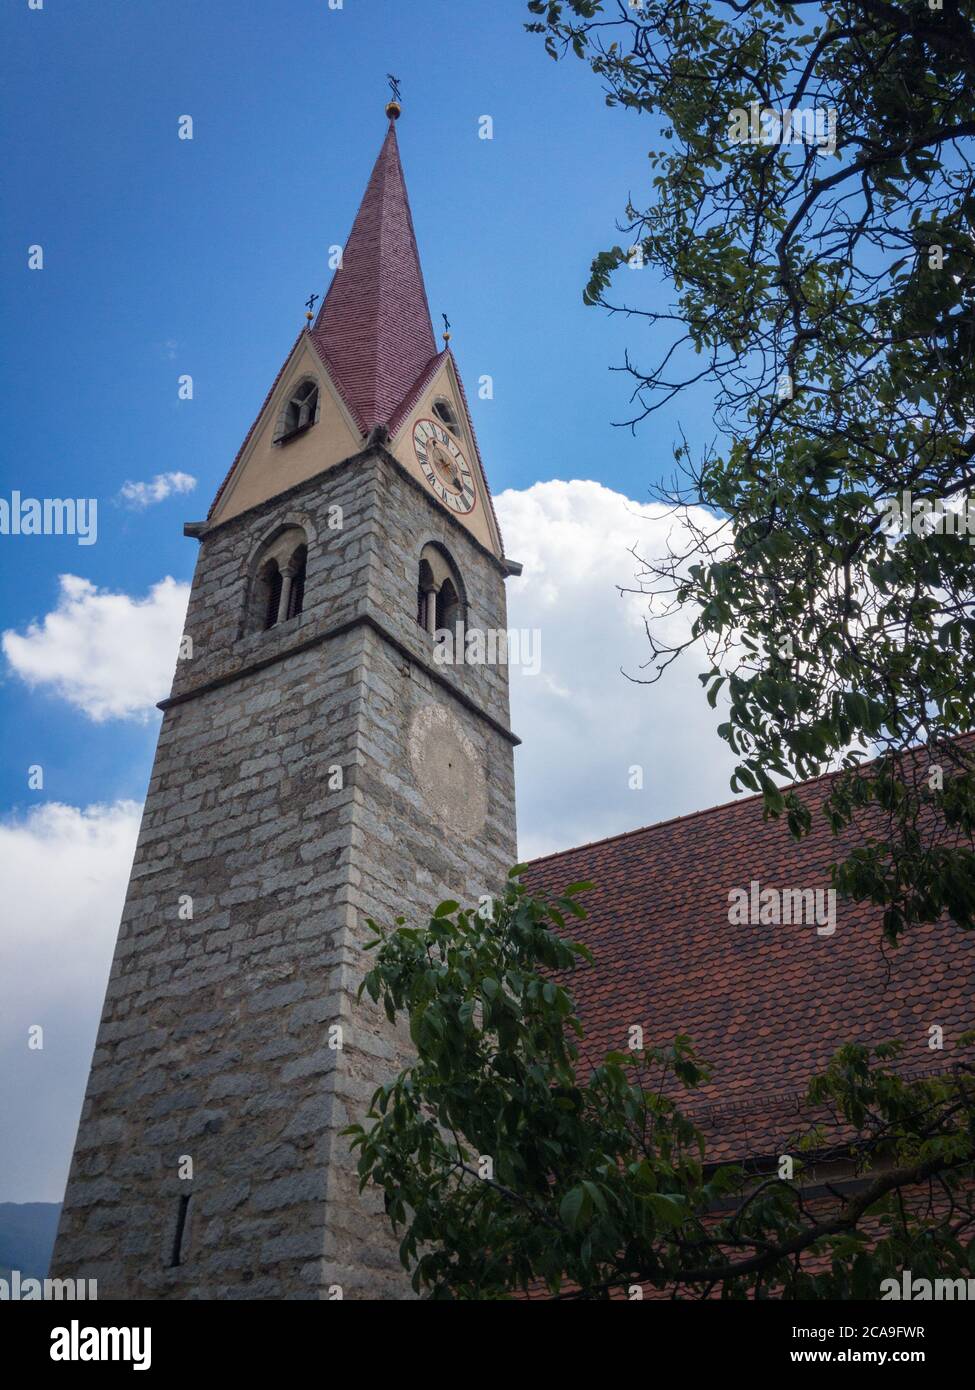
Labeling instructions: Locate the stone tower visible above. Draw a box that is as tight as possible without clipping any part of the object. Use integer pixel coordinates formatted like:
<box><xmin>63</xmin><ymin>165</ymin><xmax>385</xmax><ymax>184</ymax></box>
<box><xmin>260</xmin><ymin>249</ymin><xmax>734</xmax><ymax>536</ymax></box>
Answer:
<box><xmin>51</xmin><ymin>108</ymin><xmax>520</xmax><ymax>1300</ymax></box>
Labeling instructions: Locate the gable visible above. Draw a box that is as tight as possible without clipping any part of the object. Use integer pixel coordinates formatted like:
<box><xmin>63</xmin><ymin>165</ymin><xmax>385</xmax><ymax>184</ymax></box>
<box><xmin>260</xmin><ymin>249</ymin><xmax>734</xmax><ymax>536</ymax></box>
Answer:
<box><xmin>389</xmin><ymin>355</ymin><xmax>504</xmax><ymax>558</ymax></box>
<box><xmin>209</xmin><ymin>334</ymin><xmax>363</xmax><ymax>525</ymax></box>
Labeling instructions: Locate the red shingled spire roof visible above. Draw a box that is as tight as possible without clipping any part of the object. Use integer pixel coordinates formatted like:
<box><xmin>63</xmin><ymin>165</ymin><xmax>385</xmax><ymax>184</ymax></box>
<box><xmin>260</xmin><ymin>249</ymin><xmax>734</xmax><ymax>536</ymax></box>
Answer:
<box><xmin>311</xmin><ymin>120</ymin><xmax>437</xmax><ymax>435</ymax></box>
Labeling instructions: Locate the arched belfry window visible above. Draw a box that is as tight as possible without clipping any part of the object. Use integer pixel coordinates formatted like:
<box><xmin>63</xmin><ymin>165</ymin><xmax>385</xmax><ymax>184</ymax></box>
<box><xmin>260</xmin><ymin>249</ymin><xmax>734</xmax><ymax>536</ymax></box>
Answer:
<box><xmin>275</xmin><ymin>379</ymin><xmax>319</xmax><ymax>444</ymax></box>
<box><xmin>246</xmin><ymin>525</ymin><xmax>310</xmax><ymax>634</ymax></box>
<box><xmin>416</xmin><ymin>543</ymin><xmax>466</xmax><ymax>638</ymax></box>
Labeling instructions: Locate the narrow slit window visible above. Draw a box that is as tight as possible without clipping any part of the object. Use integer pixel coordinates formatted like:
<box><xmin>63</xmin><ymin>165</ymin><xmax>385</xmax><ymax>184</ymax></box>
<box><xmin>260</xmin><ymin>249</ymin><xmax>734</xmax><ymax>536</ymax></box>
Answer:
<box><xmin>169</xmin><ymin>1193</ymin><xmax>191</xmax><ymax>1268</ymax></box>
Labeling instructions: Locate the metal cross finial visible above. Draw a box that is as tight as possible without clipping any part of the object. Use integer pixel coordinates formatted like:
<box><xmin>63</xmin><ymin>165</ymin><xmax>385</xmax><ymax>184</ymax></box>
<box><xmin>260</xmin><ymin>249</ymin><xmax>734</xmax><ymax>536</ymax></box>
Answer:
<box><xmin>387</xmin><ymin>74</ymin><xmax>402</xmax><ymax>104</ymax></box>
<box><xmin>304</xmin><ymin>293</ymin><xmax>319</xmax><ymax>323</ymax></box>
<box><xmin>442</xmin><ymin>312</ymin><xmax>451</xmax><ymax>343</ymax></box>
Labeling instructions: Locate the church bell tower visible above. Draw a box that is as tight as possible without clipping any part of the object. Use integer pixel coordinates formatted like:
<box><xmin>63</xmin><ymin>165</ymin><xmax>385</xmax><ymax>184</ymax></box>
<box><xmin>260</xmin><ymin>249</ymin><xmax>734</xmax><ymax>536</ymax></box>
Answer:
<box><xmin>51</xmin><ymin>102</ymin><xmax>520</xmax><ymax>1299</ymax></box>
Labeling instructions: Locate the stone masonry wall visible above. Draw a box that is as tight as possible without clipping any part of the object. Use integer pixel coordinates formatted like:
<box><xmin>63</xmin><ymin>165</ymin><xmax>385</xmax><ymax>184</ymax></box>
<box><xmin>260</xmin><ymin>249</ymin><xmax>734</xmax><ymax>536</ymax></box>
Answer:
<box><xmin>52</xmin><ymin>446</ymin><xmax>519</xmax><ymax>1299</ymax></box>
<box><xmin>324</xmin><ymin>626</ymin><xmax>518</xmax><ymax>1295</ymax></box>
<box><xmin>51</xmin><ymin>635</ymin><xmax>362</xmax><ymax>1298</ymax></box>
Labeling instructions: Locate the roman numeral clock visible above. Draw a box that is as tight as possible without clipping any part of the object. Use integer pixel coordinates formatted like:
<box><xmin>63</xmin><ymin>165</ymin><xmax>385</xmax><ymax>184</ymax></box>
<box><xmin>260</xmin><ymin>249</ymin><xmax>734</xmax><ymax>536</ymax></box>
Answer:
<box><xmin>412</xmin><ymin>418</ymin><xmax>477</xmax><ymax>513</ymax></box>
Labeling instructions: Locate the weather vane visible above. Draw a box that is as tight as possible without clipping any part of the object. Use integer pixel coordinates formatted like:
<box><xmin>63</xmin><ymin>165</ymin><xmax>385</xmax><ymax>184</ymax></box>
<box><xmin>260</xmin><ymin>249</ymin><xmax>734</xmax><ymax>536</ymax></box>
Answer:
<box><xmin>442</xmin><ymin>312</ymin><xmax>451</xmax><ymax>345</ymax></box>
<box><xmin>386</xmin><ymin>74</ymin><xmax>402</xmax><ymax>120</ymax></box>
<box><xmin>305</xmin><ymin>292</ymin><xmax>319</xmax><ymax>324</ymax></box>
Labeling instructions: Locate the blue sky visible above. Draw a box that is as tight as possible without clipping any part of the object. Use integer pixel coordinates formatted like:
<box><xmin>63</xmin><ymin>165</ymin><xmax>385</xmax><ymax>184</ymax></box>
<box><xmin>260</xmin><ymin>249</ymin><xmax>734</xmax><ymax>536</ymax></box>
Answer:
<box><xmin>0</xmin><ymin>0</ymin><xmax>709</xmax><ymax>819</ymax></box>
<box><xmin>1</xmin><ymin>0</ymin><xmax>745</xmax><ymax>1206</ymax></box>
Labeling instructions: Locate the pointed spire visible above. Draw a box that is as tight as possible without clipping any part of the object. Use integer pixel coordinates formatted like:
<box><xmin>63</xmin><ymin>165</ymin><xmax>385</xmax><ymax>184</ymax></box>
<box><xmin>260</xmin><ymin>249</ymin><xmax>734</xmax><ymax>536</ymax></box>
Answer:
<box><xmin>311</xmin><ymin>118</ymin><xmax>436</xmax><ymax>435</ymax></box>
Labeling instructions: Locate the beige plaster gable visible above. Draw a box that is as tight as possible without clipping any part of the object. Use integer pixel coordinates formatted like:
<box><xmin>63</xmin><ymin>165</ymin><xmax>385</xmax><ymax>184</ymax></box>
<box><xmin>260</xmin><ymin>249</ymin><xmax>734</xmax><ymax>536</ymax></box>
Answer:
<box><xmin>390</xmin><ymin>356</ymin><xmax>503</xmax><ymax>558</ymax></box>
<box><xmin>210</xmin><ymin>335</ymin><xmax>363</xmax><ymax>525</ymax></box>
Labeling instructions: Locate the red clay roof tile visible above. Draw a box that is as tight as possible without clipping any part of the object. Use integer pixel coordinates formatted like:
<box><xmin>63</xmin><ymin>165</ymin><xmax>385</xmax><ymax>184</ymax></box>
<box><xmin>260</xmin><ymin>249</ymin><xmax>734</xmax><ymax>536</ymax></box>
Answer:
<box><xmin>525</xmin><ymin>764</ymin><xmax>975</xmax><ymax>1161</ymax></box>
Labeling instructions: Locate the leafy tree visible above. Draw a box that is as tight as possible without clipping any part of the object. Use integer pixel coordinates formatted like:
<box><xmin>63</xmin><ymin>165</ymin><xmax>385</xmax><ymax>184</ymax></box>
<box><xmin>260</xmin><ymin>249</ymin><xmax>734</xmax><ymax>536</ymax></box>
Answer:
<box><xmin>525</xmin><ymin>0</ymin><xmax>975</xmax><ymax>939</ymax></box>
<box><xmin>346</xmin><ymin>876</ymin><xmax>975</xmax><ymax>1299</ymax></box>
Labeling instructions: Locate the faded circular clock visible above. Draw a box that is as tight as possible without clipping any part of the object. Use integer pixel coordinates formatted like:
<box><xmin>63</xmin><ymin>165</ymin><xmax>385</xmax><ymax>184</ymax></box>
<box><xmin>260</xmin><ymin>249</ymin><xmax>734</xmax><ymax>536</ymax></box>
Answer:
<box><xmin>412</xmin><ymin>417</ymin><xmax>477</xmax><ymax>515</ymax></box>
<box><xmin>408</xmin><ymin>703</ymin><xmax>487</xmax><ymax>838</ymax></box>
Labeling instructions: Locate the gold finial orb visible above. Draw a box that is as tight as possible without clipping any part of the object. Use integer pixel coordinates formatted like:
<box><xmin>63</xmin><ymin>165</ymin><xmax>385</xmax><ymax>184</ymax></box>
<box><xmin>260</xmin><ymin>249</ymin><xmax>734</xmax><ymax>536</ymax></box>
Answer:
<box><xmin>385</xmin><ymin>100</ymin><xmax>401</xmax><ymax>121</ymax></box>
<box><xmin>305</xmin><ymin>311</ymin><xmax>314</xmax><ymax>322</ymax></box>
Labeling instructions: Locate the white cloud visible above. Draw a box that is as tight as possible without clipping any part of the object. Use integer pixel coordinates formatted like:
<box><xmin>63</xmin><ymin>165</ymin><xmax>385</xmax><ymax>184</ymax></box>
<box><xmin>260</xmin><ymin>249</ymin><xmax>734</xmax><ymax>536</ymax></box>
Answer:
<box><xmin>497</xmin><ymin>479</ymin><xmax>738</xmax><ymax>859</ymax></box>
<box><xmin>117</xmin><ymin>471</ymin><xmax>196</xmax><ymax>510</ymax></box>
<box><xmin>0</xmin><ymin>801</ymin><xmax>141</xmax><ymax>1202</ymax></box>
<box><xmin>2</xmin><ymin>574</ymin><xmax>190</xmax><ymax>722</ymax></box>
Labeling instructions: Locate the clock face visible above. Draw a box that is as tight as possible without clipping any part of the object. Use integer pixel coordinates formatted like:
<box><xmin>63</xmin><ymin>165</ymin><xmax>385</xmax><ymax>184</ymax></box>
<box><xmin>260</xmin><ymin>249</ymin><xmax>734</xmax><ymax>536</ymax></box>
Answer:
<box><xmin>412</xmin><ymin>418</ymin><xmax>477</xmax><ymax>515</ymax></box>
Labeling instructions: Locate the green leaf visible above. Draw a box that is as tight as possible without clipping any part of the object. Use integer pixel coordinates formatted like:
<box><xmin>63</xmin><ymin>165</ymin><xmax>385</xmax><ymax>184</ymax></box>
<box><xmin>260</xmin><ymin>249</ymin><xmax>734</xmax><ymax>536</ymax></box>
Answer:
<box><xmin>559</xmin><ymin>1185</ymin><xmax>590</xmax><ymax>1232</ymax></box>
<box><xmin>645</xmin><ymin>1193</ymin><xmax>686</xmax><ymax>1229</ymax></box>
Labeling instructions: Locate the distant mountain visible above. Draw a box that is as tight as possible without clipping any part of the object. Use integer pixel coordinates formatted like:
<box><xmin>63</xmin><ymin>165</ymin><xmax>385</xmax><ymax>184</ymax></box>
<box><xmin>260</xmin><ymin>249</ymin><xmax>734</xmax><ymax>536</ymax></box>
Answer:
<box><xmin>0</xmin><ymin>1203</ymin><xmax>61</xmax><ymax>1281</ymax></box>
